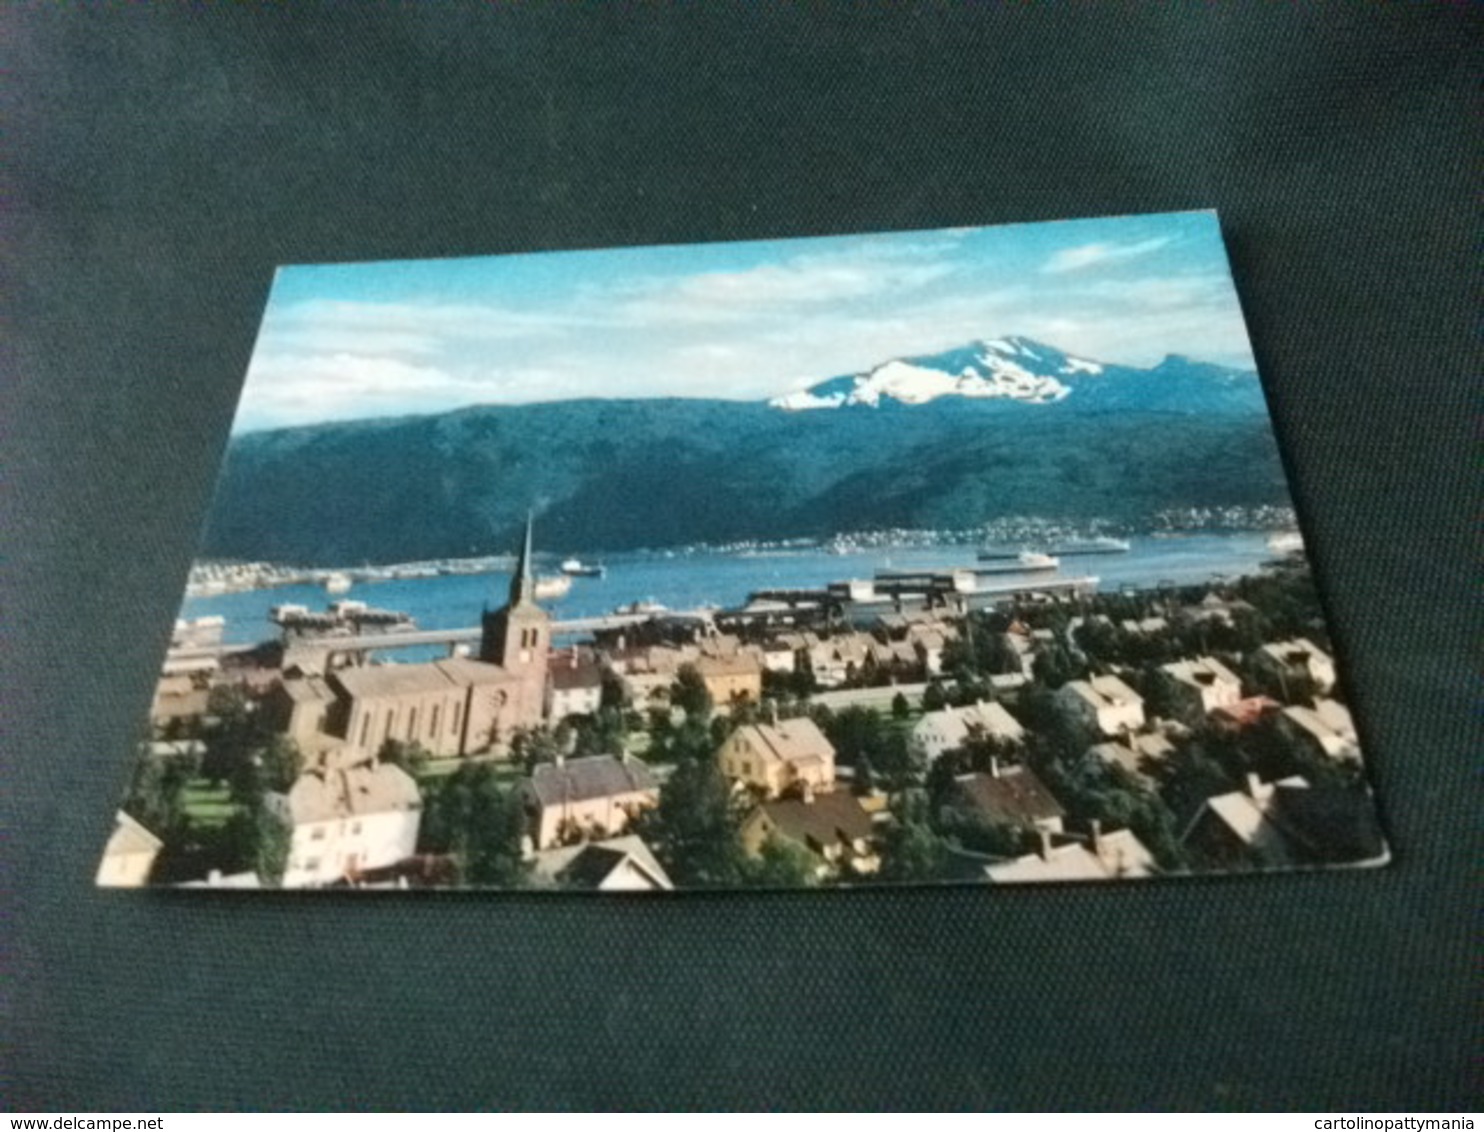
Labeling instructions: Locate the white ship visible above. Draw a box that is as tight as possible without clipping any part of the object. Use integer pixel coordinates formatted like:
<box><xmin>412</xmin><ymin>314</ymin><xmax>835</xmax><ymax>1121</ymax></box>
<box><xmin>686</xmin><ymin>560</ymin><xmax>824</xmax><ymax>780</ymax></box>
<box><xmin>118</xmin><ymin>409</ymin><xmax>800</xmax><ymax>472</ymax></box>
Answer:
<box><xmin>324</xmin><ymin>571</ymin><xmax>352</xmax><ymax>595</ymax></box>
<box><xmin>560</xmin><ymin>558</ymin><xmax>605</xmax><ymax>578</ymax></box>
<box><xmin>975</xmin><ymin>551</ymin><xmax>1060</xmax><ymax>574</ymax></box>
<box><xmin>1047</xmin><ymin>536</ymin><xmax>1131</xmax><ymax>556</ymax></box>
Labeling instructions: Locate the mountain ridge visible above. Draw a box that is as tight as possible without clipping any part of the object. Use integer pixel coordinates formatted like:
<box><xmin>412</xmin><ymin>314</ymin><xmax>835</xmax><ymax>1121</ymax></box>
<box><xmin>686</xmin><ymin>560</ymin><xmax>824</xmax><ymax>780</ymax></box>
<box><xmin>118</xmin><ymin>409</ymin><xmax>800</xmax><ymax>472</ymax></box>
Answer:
<box><xmin>204</xmin><ymin>338</ymin><xmax>1285</xmax><ymax>564</ymax></box>
<box><xmin>768</xmin><ymin>335</ymin><xmax>1260</xmax><ymax>415</ymax></box>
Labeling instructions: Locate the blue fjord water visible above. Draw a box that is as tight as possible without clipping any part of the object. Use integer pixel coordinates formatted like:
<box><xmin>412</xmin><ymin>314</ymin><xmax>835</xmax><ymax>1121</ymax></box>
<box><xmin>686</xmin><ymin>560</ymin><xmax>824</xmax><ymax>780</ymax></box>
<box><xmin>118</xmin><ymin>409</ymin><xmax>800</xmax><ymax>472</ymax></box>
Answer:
<box><xmin>179</xmin><ymin>532</ymin><xmax>1280</xmax><ymax>654</ymax></box>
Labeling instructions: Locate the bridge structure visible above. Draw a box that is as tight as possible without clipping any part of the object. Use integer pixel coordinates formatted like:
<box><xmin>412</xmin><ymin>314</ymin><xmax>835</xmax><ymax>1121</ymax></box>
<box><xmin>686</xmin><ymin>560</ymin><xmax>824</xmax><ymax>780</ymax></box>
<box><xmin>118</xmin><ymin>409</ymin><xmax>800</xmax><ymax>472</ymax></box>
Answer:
<box><xmin>163</xmin><ymin>609</ymin><xmax>718</xmax><ymax>668</ymax></box>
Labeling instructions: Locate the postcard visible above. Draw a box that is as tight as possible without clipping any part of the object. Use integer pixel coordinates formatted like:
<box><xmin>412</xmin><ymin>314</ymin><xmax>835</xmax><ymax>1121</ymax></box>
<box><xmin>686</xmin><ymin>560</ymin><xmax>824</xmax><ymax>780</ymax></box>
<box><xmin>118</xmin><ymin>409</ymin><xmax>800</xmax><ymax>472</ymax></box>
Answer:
<box><xmin>97</xmin><ymin>211</ymin><xmax>1387</xmax><ymax>891</ymax></box>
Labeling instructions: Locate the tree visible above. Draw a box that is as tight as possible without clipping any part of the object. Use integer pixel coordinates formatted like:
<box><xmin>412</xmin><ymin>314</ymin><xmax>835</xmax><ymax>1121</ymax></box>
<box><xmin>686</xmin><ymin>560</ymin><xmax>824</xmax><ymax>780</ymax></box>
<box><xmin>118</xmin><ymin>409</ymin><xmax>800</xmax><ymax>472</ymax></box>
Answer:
<box><xmin>260</xmin><ymin>734</ymin><xmax>305</xmax><ymax>792</ymax></box>
<box><xmin>823</xmin><ymin>706</ymin><xmax>888</xmax><ymax>769</ymax></box>
<box><xmin>201</xmin><ymin>685</ymin><xmax>266</xmax><ymax>787</ymax></box>
<box><xmin>512</xmin><ymin>727</ymin><xmax>565</xmax><ymax>775</ymax></box>
<box><xmin>650</xmin><ymin>714</ymin><xmax>715</xmax><ymax>766</ymax></box>
<box><xmin>672</xmin><ymin>663</ymin><xmax>713</xmax><ymax>721</ymax></box>
<box><xmin>741</xmin><ymin>835</ymin><xmax>817</xmax><ymax>888</ymax></box>
<box><xmin>418</xmin><ymin>764</ymin><xmax>530</xmax><ymax>888</ymax></box>
<box><xmin>871</xmin><ymin>728</ymin><xmax>928</xmax><ymax>793</ymax></box>
<box><xmin>122</xmin><ymin>747</ymin><xmax>192</xmax><ymax>838</ymax></box>
<box><xmin>571</xmin><ymin>706</ymin><xmax>626</xmax><ymax>758</ymax></box>
<box><xmin>254</xmin><ymin>810</ymin><xmax>291</xmax><ymax>887</ymax></box>
<box><xmin>638</xmin><ymin>754</ymin><xmax>750</xmax><ymax>888</ymax></box>
<box><xmin>875</xmin><ymin>792</ymin><xmax>955</xmax><ymax>884</ymax></box>
<box><xmin>891</xmin><ymin>692</ymin><xmax>910</xmax><ymax>720</ymax></box>
<box><xmin>921</xmin><ymin>681</ymin><xmax>949</xmax><ymax>713</ymax></box>
<box><xmin>599</xmin><ymin>671</ymin><xmax>630</xmax><ymax>711</ymax></box>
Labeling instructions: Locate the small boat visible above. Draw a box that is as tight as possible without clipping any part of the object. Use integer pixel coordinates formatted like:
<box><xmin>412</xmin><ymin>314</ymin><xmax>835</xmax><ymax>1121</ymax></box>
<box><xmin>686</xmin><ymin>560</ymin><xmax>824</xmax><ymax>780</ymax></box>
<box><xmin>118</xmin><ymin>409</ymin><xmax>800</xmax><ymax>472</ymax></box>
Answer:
<box><xmin>560</xmin><ymin>558</ymin><xmax>605</xmax><ymax>578</ymax></box>
<box><xmin>1266</xmin><ymin>531</ymin><xmax>1305</xmax><ymax>554</ymax></box>
<box><xmin>324</xmin><ymin>571</ymin><xmax>353</xmax><ymax>595</ymax></box>
<box><xmin>533</xmin><ymin>575</ymin><xmax>573</xmax><ymax>601</ymax></box>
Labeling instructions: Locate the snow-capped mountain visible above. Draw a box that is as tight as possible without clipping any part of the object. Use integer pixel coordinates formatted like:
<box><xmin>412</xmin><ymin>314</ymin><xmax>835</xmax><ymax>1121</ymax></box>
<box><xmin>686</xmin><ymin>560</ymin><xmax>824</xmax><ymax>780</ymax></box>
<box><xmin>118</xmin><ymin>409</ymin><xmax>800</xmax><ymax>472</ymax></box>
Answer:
<box><xmin>770</xmin><ymin>335</ymin><xmax>1259</xmax><ymax>415</ymax></box>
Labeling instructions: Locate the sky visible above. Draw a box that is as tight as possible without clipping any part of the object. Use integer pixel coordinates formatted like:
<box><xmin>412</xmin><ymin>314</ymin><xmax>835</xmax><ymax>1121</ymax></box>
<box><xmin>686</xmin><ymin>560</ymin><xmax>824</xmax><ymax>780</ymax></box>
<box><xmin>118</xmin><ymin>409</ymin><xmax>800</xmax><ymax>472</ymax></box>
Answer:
<box><xmin>234</xmin><ymin>210</ymin><xmax>1259</xmax><ymax>432</ymax></box>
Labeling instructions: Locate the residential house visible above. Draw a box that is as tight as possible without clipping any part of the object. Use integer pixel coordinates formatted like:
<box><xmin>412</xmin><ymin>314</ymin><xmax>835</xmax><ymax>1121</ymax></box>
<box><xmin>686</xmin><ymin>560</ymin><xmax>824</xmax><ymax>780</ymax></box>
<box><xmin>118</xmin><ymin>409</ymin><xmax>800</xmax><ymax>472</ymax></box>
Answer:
<box><xmin>1160</xmin><ymin>656</ymin><xmax>1244</xmax><ymax>717</ymax></box>
<box><xmin>808</xmin><ymin>633</ymin><xmax>874</xmax><ymax>688</ymax></box>
<box><xmin>265</xmin><ymin>753</ymin><xmax>423</xmax><ymax>889</ymax></box>
<box><xmin>1119</xmin><ymin>616</ymin><xmax>1169</xmax><ymax>635</ymax></box>
<box><xmin>983</xmin><ymin>823</ymin><xmax>1155</xmax><ymax>883</ymax></box>
<box><xmin>608</xmin><ymin>644</ymin><xmax>692</xmax><ymax>708</ymax></box>
<box><xmin>696</xmin><ymin>632</ymin><xmax>744</xmax><ymax>659</ymax></box>
<box><xmin>912</xmin><ymin>700</ymin><xmax>1026</xmax><ymax>762</ymax></box>
<box><xmin>752</xmin><ymin>639</ymin><xmax>800</xmax><ymax>675</ymax></box>
<box><xmin>943</xmin><ymin>761</ymin><xmax>1065</xmax><ymax>834</ymax></box>
<box><xmin>909</xmin><ymin>627</ymin><xmax>949</xmax><ymax>677</ymax></box>
<box><xmin>717</xmin><ymin>717</ymin><xmax>836</xmax><ymax>799</ymax></box>
<box><xmin>1280</xmin><ymin>699</ymin><xmax>1361</xmax><ymax>761</ymax></box>
<box><xmin>867</xmin><ymin>637</ymin><xmax>922</xmax><ymax>678</ymax></box>
<box><xmin>527</xmin><ymin>834</ymin><xmax>673</xmax><ymax>891</ymax></box>
<box><xmin>1000</xmin><ymin>629</ymin><xmax>1037</xmax><ymax>677</ymax></box>
<box><xmin>1257</xmin><ymin>637</ymin><xmax>1337</xmax><ymax>696</ymax></box>
<box><xmin>694</xmin><ymin>653</ymin><xmax>763</xmax><ymax>711</ymax></box>
<box><xmin>1055</xmin><ymin>675</ymin><xmax>1145</xmax><ymax>738</ymax></box>
<box><xmin>522</xmin><ymin>753</ymin><xmax>659</xmax><ymax>850</ymax></box>
<box><xmin>95</xmin><ymin>810</ymin><xmax>164</xmax><ymax>888</ymax></box>
<box><xmin>1180</xmin><ymin>773</ymin><xmax>1310</xmax><ymax>869</ymax></box>
<box><xmin>1180</xmin><ymin>592</ymin><xmax>1256</xmax><ymax>625</ymax></box>
<box><xmin>149</xmin><ymin>673</ymin><xmax>211</xmax><ymax>734</ymax></box>
<box><xmin>546</xmin><ymin>654</ymin><xmax>606</xmax><ymax>721</ymax></box>
<box><xmin>740</xmin><ymin>791</ymin><xmax>879</xmax><ymax>879</ymax></box>
<box><xmin>1085</xmin><ymin>731</ymin><xmax>1175</xmax><ymax>788</ymax></box>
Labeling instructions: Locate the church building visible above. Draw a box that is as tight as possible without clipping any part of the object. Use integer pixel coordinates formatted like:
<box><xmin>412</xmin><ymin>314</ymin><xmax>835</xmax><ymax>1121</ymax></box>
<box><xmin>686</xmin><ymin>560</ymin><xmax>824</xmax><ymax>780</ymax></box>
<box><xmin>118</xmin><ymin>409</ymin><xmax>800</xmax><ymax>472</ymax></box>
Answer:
<box><xmin>288</xmin><ymin>516</ymin><xmax>553</xmax><ymax>759</ymax></box>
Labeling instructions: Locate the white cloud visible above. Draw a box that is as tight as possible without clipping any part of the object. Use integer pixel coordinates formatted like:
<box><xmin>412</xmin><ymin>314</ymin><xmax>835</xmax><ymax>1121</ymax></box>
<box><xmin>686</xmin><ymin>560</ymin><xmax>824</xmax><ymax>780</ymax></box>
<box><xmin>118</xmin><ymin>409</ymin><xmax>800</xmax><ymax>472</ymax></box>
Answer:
<box><xmin>606</xmin><ymin>244</ymin><xmax>959</xmax><ymax>328</ymax></box>
<box><xmin>1041</xmin><ymin>236</ymin><xmax>1172</xmax><ymax>274</ymax></box>
<box><xmin>238</xmin><ymin>352</ymin><xmax>480</xmax><ymax>429</ymax></box>
<box><xmin>256</xmin><ymin>298</ymin><xmax>576</xmax><ymax>360</ymax></box>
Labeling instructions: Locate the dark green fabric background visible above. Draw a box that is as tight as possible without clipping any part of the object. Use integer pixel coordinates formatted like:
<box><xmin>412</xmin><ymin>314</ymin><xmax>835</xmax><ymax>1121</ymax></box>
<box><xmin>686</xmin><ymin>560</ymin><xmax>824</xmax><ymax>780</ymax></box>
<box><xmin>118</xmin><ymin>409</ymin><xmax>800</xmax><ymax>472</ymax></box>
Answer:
<box><xmin>5</xmin><ymin>5</ymin><xmax>1480</xmax><ymax>1112</ymax></box>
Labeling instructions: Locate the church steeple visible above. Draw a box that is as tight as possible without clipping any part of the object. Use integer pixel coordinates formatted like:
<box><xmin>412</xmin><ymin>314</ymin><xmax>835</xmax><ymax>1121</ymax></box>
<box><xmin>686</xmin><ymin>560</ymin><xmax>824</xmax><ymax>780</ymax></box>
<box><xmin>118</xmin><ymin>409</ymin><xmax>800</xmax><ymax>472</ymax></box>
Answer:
<box><xmin>479</xmin><ymin>511</ymin><xmax>550</xmax><ymax>672</ymax></box>
<box><xmin>509</xmin><ymin>511</ymin><xmax>536</xmax><ymax>607</ymax></box>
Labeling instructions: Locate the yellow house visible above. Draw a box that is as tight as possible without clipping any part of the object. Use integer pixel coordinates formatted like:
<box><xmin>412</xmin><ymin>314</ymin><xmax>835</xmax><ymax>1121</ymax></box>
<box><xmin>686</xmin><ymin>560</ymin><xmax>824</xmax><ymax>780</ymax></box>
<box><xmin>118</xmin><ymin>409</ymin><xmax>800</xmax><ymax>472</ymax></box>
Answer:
<box><xmin>717</xmin><ymin>717</ymin><xmax>836</xmax><ymax>799</ymax></box>
<box><xmin>522</xmin><ymin>754</ymin><xmax>660</xmax><ymax>850</ymax></box>
<box><xmin>694</xmin><ymin>654</ymin><xmax>763</xmax><ymax>712</ymax></box>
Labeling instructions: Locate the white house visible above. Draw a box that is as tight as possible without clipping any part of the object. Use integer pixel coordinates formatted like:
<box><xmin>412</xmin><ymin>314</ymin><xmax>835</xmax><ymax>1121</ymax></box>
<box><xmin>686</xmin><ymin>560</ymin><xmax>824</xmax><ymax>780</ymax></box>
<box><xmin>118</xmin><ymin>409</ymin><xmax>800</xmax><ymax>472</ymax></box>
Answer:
<box><xmin>912</xmin><ymin>700</ymin><xmax>1026</xmax><ymax>762</ymax></box>
<box><xmin>984</xmin><ymin>824</ymin><xmax>1155</xmax><ymax>883</ymax></box>
<box><xmin>1280</xmin><ymin>699</ymin><xmax>1360</xmax><ymax>761</ymax></box>
<box><xmin>1160</xmin><ymin>656</ymin><xmax>1244</xmax><ymax>716</ymax></box>
<box><xmin>266</xmin><ymin>755</ymin><xmax>423</xmax><ymax>889</ymax></box>
<box><xmin>1257</xmin><ymin>638</ymin><xmax>1337</xmax><ymax>696</ymax></box>
<box><xmin>528</xmin><ymin>834</ymin><xmax>674</xmax><ymax>891</ymax></box>
<box><xmin>546</xmin><ymin>655</ymin><xmax>605</xmax><ymax>721</ymax></box>
<box><xmin>1055</xmin><ymin>675</ymin><xmax>1145</xmax><ymax>737</ymax></box>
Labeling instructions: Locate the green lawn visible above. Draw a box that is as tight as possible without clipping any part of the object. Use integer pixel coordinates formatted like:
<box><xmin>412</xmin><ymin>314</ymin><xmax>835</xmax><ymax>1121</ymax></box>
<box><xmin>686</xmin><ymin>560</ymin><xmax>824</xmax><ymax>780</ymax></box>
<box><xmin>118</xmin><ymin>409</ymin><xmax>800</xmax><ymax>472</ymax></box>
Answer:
<box><xmin>179</xmin><ymin>780</ymin><xmax>241</xmax><ymax>829</ymax></box>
